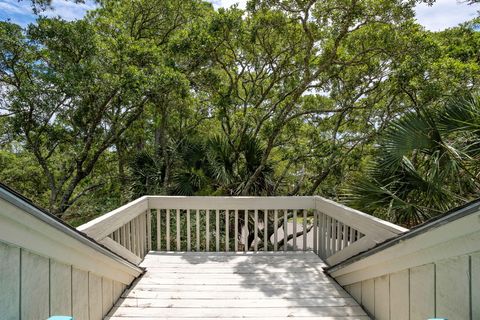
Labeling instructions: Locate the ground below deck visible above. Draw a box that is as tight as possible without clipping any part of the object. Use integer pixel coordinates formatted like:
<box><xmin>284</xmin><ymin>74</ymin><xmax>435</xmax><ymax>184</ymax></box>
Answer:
<box><xmin>106</xmin><ymin>252</ymin><xmax>369</xmax><ymax>319</ymax></box>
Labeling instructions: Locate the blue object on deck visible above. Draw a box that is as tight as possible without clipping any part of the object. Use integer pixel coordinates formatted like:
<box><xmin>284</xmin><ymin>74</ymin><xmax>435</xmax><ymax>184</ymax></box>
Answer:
<box><xmin>48</xmin><ymin>317</ymin><xmax>73</xmax><ymax>320</ymax></box>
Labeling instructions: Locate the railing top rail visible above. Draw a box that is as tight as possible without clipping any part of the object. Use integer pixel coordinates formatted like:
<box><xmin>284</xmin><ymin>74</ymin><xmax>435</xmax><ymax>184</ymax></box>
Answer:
<box><xmin>78</xmin><ymin>196</ymin><xmax>148</xmax><ymax>241</ymax></box>
<box><xmin>314</xmin><ymin>196</ymin><xmax>407</xmax><ymax>238</ymax></box>
<box><xmin>147</xmin><ymin>196</ymin><xmax>316</xmax><ymax>210</ymax></box>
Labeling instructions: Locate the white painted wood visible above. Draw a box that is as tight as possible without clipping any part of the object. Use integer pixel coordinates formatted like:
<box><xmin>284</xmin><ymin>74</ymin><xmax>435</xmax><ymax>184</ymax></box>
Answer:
<box><xmin>0</xmin><ymin>198</ymin><xmax>142</xmax><ymax>284</ymax></box>
<box><xmin>336</xmin><ymin>221</ymin><xmax>342</xmax><ymax>253</ymax></box>
<box><xmin>473</xmin><ymin>253</ymin><xmax>480</xmax><ymax>320</ymax></box>
<box><xmin>283</xmin><ymin>210</ymin><xmax>287</xmax><ymax>252</ymax></box>
<box><xmin>108</xmin><ymin>306</ymin><xmax>367</xmax><ymax>318</ymax></box>
<box><xmin>111</xmin><ymin>252</ymin><xmax>366</xmax><ymax>319</ymax></box>
<box><xmin>107</xmin><ymin>317</ymin><xmax>370</xmax><ymax>320</ymax></box>
<box><xmin>436</xmin><ymin>255</ymin><xmax>470</xmax><ymax>320</ymax></box>
<box><xmin>148</xmin><ymin>196</ymin><xmax>316</xmax><ymax>211</ymax></box>
<box><xmin>206</xmin><ymin>210</ymin><xmax>210</xmax><ymax>251</ymax></box>
<box><xmin>345</xmin><ymin>283</ymin><xmax>361</xmax><ymax>304</ymax></box>
<box><xmin>331</xmin><ymin>218</ymin><xmax>480</xmax><ymax>285</ymax></box>
<box><xmin>156</xmin><ymin>209</ymin><xmax>161</xmax><ymax>251</ymax></box>
<box><xmin>313</xmin><ymin>210</ymin><xmax>318</xmax><ymax>254</ymax></box>
<box><xmin>89</xmin><ymin>273</ymin><xmax>103</xmax><ymax>320</ymax></box>
<box><xmin>225</xmin><ymin>210</ymin><xmax>229</xmax><ymax>252</ymax></box>
<box><xmin>103</xmin><ymin>277</ymin><xmax>114</xmax><ymax>314</ymax></box>
<box><xmin>116</xmin><ymin>297</ymin><xmax>359</xmax><ymax>308</ymax></box>
<box><xmin>21</xmin><ymin>250</ymin><xmax>49</xmax><ymax>320</ymax></box>
<box><xmin>78</xmin><ymin>196</ymin><xmax>148</xmax><ymax>240</ymax></box>
<box><xmin>176</xmin><ymin>209</ymin><xmax>181</xmax><ymax>251</ymax></box>
<box><xmin>264</xmin><ymin>210</ymin><xmax>268</xmax><ymax>252</ymax></box>
<box><xmin>326</xmin><ymin>216</ymin><xmax>332</xmax><ymax>257</ymax></box>
<box><xmin>254</xmin><ymin>209</ymin><xmax>258</xmax><ymax>252</ymax></box>
<box><xmin>274</xmin><ymin>210</ymin><xmax>278</xmax><ymax>251</ymax></box>
<box><xmin>374</xmin><ymin>275</ymin><xmax>389</xmax><ymax>320</ymax></box>
<box><xmin>114</xmin><ymin>281</ymin><xmax>124</xmax><ymax>302</ymax></box>
<box><xmin>303</xmin><ymin>210</ymin><xmax>307</xmax><ymax>251</ymax></box>
<box><xmin>216</xmin><ymin>209</ymin><xmax>220</xmax><ymax>252</ymax></box>
<box><xmin>389</xmin><ymin>270</ymin><xmax>409</xmax><ymax>320</ymax></box>
<box><xmin>147</xmin><ymin>210</ymin><xmax>152</xmax><ymax>252</ymax></box>
<box><xmin>126</xmin><ymin>221</ymin><xmax>131</xmax><ymax>252</ymax></box>
<box><xmin>100</xmin><ymin>237</ymin><xmax>142</xmax><ymax>265</ymax></box>
<box><xmin>326</xmin><ymin>237</ymin><xmax>377</xmax><ymax>267</ymax></box>
<box><xmin>360</xmin><ymin>279</ymin><xmax>374</xmax><ymax>318</ymax></box>
<box><xmin>0</xmin><ymin>241</ymin><xmax>20</xmax><ymax>320</ymax></box>
<box><xmin>166</xmin><ymin>210</ymin><xmax>170</xmax><ymax>251</ymax></box>
<box><xmin>196</xmin><ymin>210</ymin><xmax>200</xmax><ymax>252</ymax></box>
<box><xmin>234</xmin><ymin>209</ymin><xmax>238</xmax><ymax>252</ymax></box>
<box><xmin>314</xmin><ymin>196</ymin><xmax>406</xmax><ymax>237</ymax></box>
<box><xmin>187</xmin><ymin>209</ymin><xmax>191</xmax><ymax>252</ymax></box>
<box><xmin>293</xmin><ymin>210</ymin><xmax>297</xmax><ymax>250</ymax></box>
<box><xmin>244</xmin><ymin>210</ymin><xmax>248</xmax><ymax>252</ymax></box>
<box><xmin>120</xmin><ymin>224</ymin><xmax>126</xmax><ymax>247</ymax></box>
<box><xmin>50</xmin><ymin>260</ymin><xmax>72</xmax><ymax>315</ymax></box>
<box><xmin>72</xmin><ymin>268</ymin><xmax>89</xmax><ymax>320</ymax></box>
<box><xmin>409</xmin><ymin>264</ymin><xmax>435</xmax><ymax>320</ymax></box>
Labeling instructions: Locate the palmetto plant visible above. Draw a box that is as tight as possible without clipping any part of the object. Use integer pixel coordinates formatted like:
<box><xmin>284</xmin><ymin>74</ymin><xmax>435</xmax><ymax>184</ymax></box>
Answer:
<box><xmin>344</xmin><ymin>94</ymin><xmax>480</xmax><ymax>227</ymax></box>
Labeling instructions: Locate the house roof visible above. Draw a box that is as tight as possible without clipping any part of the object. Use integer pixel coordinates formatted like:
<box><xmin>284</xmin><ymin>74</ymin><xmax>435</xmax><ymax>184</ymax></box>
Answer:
<box><xmin>0</xmin><ymin>181</ymin><xmax>142</xmax><ymax>272</ymax></box>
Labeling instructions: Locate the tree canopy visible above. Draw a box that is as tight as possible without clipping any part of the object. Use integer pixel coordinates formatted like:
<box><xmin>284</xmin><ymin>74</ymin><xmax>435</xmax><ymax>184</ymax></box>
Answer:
<box><xmin>0</xmin><ymin>0</ymin><xmax>479</xmax><ymax>227</ymax></box>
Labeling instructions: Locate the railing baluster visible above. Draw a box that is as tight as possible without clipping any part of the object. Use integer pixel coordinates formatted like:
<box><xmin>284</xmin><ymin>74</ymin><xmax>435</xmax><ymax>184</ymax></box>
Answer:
<box><xmin>126</xmin><ymin>221</ymin><xmax>131</xmax><ymax>252</ymax></box>
<box><xmin>283</xmin><ymin>210</ymin><xmax>287</xmax><ymax>252</ymax></box>
<box><xmin>254</xmin><ymin>209</ymin><xmax>258</xmax><ymax>252</ymax></box>
<box><xmin>225</xmin><ymin>210</ymin><xmax>229</xmax><ymax>252</ymax></box>
<box><xmin>139</xmin><ymin>214</ymin><xmax>145</xmax><ymax>257</ymax></box>
<box><xmin>176</xmin><ymin>209</ymin><xmax>181</xmax><ymax>251</ymax></box>
<box><xmin>274</xmin><ymin>210</ymin><xmax>278</xmax><ymax>251</ymax></box>
<box><xmin>216</xmin><ymin>210</ymin><xmax>220</xmax><ymax>252</ymax></box>
<box><xmin>135</xmin><ymin>216</ymin><xmax>141</xmax><ymax>256</ymax></box>
<box><xmin>244</xmin><ymin>210</ymin><xmax>248</xmax><ymax>252</ymax></box>
<box><xmin>326</xmin><ymin>216</ymin><xmax>332</xmax><ymax>257</ymax></box>
<box><xmin>156</xmin><ymin>209</ymin><xmax>161</xmax><ymax>251</ymax></box>
<box><xmin>147</xmin><ymin>210</ymin><xmax>152</xmax><ymax>252</ymax></box>
<box><xmin>196</xmin><ymin>210</ymin><xmax>200</xmax><ymax>252</ymax></box>
<box><xmin>313</xmin><ymin>210</ymin><xmax>318</xmax><ymax>254</ymax></box>
<box><xmin>336</xmin><ymin>221</ymin><xmax>342</xmax><ymax>252</ymax></box>
<box><xmin>264</xmin><ymin>209</ymin><xmax>268</xmax><ymax>252</ymax></box>
<box><xmin>234</xmin><ymin>209</ymin><xmax>238</xmax><ymax>252</ymax></box>
<box><xmin>343</xmin><ymin>225</ymin><xmax>349</xmax><ymax>249</ymax></box>
<box><xmin>303</xmin><ymin>209</ymin><xmax>307</xmax><ymax>251</ymax></box>
<box><xmin>349</xmin><ymin>226</ymin><xmax>355</xmax><ymax>245</ymax></box>
<box><xmin>187</xmin><ymin>209</ymin><xmax>191</xmax><ymax>252</ymax></box>
<box><xmin>292</xmin><ymin>210</ymin><xmax>297</xmax><ymax>251</ymax></box>
<box><xmin>120</xmin><ymin>224</ymin><xmax>126</xmax><ymax>247</ymax></box>
<box><xmin>206</xmin><ymin>210</ymin><xmax>210</xmax><ymax>252</ymax></box>
<box><xmin>166</xmin><ymin>210</ymin><xmax>170</xmax><ymax>251</ymax></box>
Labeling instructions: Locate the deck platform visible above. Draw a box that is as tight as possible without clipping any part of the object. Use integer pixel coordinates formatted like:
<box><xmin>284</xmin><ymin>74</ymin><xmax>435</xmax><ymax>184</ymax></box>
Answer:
<box><xmin>106</xmin><ymin>252</ymin><xmax>369</xmax><ymax>319</ymax></box>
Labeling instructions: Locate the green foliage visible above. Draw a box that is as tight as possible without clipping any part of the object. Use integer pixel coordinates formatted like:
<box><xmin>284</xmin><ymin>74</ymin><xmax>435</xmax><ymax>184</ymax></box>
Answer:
<box><xmin>0</xmin><ymin>0</ymin><xmax>479</xmax><ymax>227</ymax></box>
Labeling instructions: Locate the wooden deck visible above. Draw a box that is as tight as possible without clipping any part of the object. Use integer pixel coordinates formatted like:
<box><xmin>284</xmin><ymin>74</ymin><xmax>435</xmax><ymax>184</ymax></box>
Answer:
<box><xmin>106</xmin><ymin>252</ymin><xmax>369</xmax><ymax>319</ymax></box>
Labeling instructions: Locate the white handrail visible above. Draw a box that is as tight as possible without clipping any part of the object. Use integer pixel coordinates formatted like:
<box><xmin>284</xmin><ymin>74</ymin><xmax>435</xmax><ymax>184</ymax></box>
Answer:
<box><xmin>77</xmin><ymin>196</ymin><xmax>407</xmax><ymax>266</ymax></box>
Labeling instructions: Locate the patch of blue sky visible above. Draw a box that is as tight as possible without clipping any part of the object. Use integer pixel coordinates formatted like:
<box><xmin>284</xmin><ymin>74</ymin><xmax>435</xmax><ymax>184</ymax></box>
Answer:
<box><xmin>0</xmin><ymin>0</ymin><xmax>478</xmax><ymax>31</ymax></box>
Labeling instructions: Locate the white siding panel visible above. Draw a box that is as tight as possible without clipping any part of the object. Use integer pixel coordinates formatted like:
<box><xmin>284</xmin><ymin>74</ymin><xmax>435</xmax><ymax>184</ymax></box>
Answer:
<box><xmin>346</xmin><ymin>282</ymin><xmax>362</xmax><ymax>304</ymax></box>
<box><xmin>0</xmin><ymin>242</ymin><xmax>20</xmax><ymax>320</ymax></box>
<box><xmin>50</xmin><ymin>260</ymin><xmax>72</xmax><ymax>315</ymax></box>
<box><xmin>472</xmin><ymin>253</ymin><xmax>480</xmax><ymax>320</ymax></box>
<box><xmin>410</xmin><ymin>264</ymin><xmax>434</xmax><ymax>320</ymax></box>
<box><xmin>374</xmin><ymin>275</ymin><xmax>389</xmax><ymax>320</ymax></box>
<box><xmin>89</xmin><ymin>273</ymin><xmax>103</xmax><ymax>320</ymax></box>
<box><xmin>103</xmin><ymin>277</ymin><xmax>114</xmax><ymax>314</ymax></box>
<box><xmin>72</xmin><ymin>268</ymin><xmax>89</xmax><ymax>320</ymax></box>
<box><xmin>389</xmin><ymin>269</ymin><xmax>409</xmax><ymax>320</ymax></box>
<box><xmin>435</xmin><ymin>255</ymin><xmax>470</xmax><ymax>320</ymax></box>
<box><xmin>21</xmin><ymin>250</ymin><xmax>49</xmax><ymax>320</ymax></box>
<box><xmin>361</xmin><ymin>279</ymin><xmax>374</xmax><ymax>316</ymax></box>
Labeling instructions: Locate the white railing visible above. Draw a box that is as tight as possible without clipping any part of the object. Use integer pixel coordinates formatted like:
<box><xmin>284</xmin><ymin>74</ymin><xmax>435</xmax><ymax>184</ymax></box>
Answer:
<box><xmin>78</xmin><ymin>196</ymin><xmax>407</xmax><ymax>266</ymax></box>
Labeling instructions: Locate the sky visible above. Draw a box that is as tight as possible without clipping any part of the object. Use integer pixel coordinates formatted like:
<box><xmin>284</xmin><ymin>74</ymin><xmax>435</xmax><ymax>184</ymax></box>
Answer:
<box><xmin>0</xmin><ymin>0</ymin><xmax>478</xmax><ymax>31</ymax></box>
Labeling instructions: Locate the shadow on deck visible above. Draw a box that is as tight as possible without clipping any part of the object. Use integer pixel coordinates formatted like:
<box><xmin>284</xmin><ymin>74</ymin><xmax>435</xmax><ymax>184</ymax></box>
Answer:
<box><xmin>107</xmin><ymin>252</ymin><xmax>370</xmax><ymax>319</ymax></box>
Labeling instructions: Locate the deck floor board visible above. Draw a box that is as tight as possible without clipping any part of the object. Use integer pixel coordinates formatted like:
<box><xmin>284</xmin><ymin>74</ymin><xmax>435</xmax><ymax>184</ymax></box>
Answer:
<box><xmin>106</xmin><ymin>252</ymin><xmax>369</xmax><ymax>319</ymax></box>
